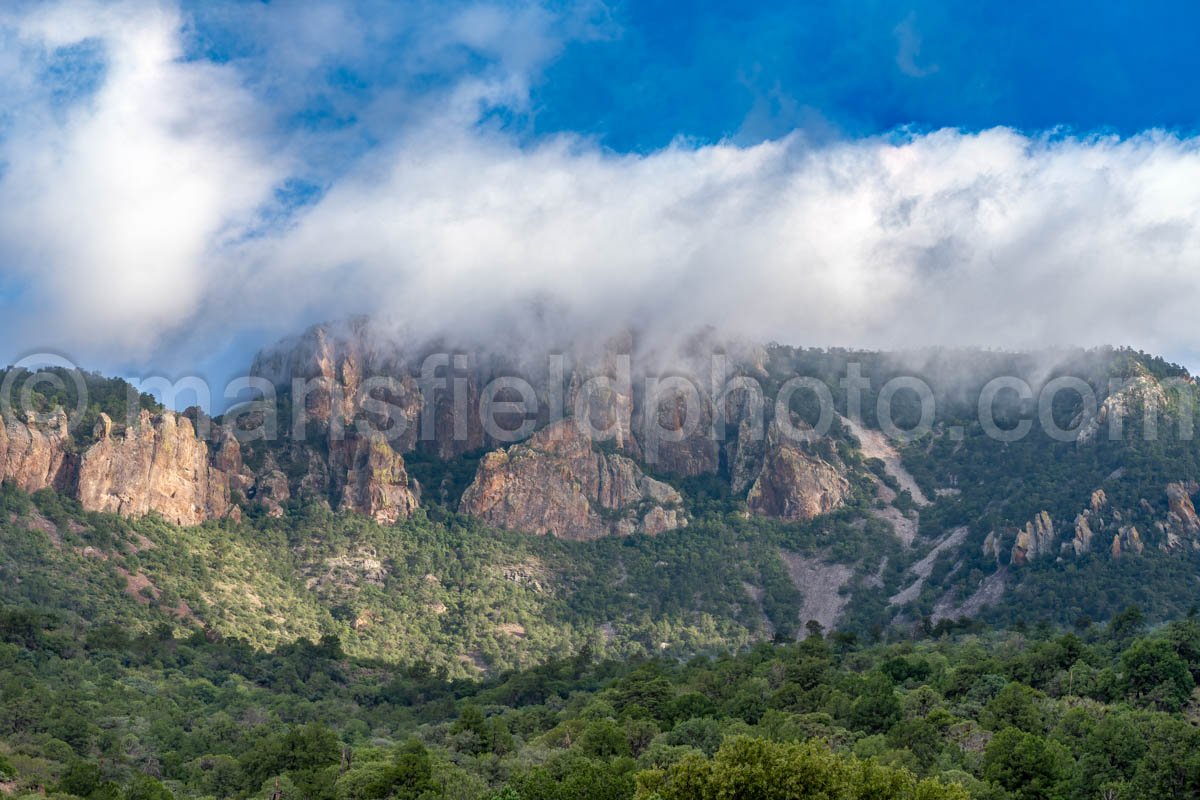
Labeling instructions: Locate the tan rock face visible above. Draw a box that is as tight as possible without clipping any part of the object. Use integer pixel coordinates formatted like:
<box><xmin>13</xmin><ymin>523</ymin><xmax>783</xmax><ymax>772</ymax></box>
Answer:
<box><xmin>76</xmin><ymin>411</ymin><xmax>241</xmax><ymax>526</ymax></box>
<box><xmin>0</xmin><ymin>410</ymin><xmax>76</xmax><ymax>493</ymax></box>
<box><xmin>1072</xmin><ymin>513</ymin><xmax>1094</xmax><ymax>556</ymax></box>
<box><xmin>459</xmin><ymin>420</ymin><xmax>686</xmax><ymax>540</ymax></box>
<box><xmin>1011</xmin><ymin>511</ymin><xmax>1055</xmax><ymax>566</ymax></box>
<box><xmin>339</xmin><ymin>433</ymin><xmax>419</xmax><ymax>524</ymax></box>
<box><xmin>251</xmin><ymin>322</ymin><xmax>774</xmax><ymax>483</ymax></box>
<box><xmin>1077</xmin><ymin>372</ymin><xmax>1168</xmax><ymax>444</ymax></box>
<box><xmin>1166</xmin><ymin>482</ymin><xmax>1200</xmax><ymax>541</ymax></box>
<box><xmin>745</xmin><ymin>427</ymin><xmax>849</xmax><ymax>521</ymax></box>
<box><xmin>1111</xmin><ymin>526</ymin><xmax>1144</xmax><ymax>559</ymax></box>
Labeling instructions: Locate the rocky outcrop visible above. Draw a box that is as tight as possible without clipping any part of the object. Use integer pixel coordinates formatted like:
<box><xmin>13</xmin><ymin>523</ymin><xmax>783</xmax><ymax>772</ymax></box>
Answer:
<box><xmin>745</xmin><ymin>425</ymin><xmax>849</xmax><ymax>522</ymax></box>
<box><xmin>0</xmin><ymin>410</ymin><xmax>76</xmax><ymax>493</ymax></box>
<box><xmin>459</xmin><ymin>420</ymin><xmax>686</xmax><ymax>540</ymax></box>
<box><xmin>1006</xmin><ymin>482</ymin><xmax>1200</xmax><ymax>563</ymax></box>
<box><xmin>250</xmin><ymin>454</ymin><xmax>291</xmax><ymax>517</ymax></box>
<box><xmin>729</xmin><ymin>418</ymin><xmax>766</xmax><ymax>495</ymax></box>
<box><xmin>0</xmin><ymin>400</ymin><xmax>420</xmax><ymax>527</ymax></box>
<box><xmin>250</xmin><ymin>321</ymin><xmax>775</xmax><ymax>483</ymax></box>
<box><xmin>1165</xmin><ymin>481</ymin><xmax>1200</xmax><ymax>544</ymax></box>
<box><xmin>338</xmin><ymin>432</ymin><xmax>419</xmax><ymax>524</ymax></box>
<box><xmin>1011</xmin><ymin>511</ymin><xmax>1055</xmax><ymax>566</ymax></box>
<box><xmin>1111</xmin><ymin>526</ymin><xmax>1144</xmax><ymax>559</ymax></box>
<box><xmin>1071</xmin><ymin>490</ymin><xmax>1108</xmax><ymax>556</ymax></box>
<box><xmin>982</xmin><ymin>530</ymin><xmax>1003</xmax><ymax>563</ymax></box>
<box><xmin>1072</xmin><ymin>514</ymin><xmax>1094</xmax><ymax>556</ymax></box>
<box><xmin>1077</xmin><ymin>372</ymin><xmax>1168</xmax><ymax>444</ymax></box>
<box><xmin>633</xmin><ymin>385</ymin><xmax>720</xmax><ymax>477</ymax></box>
<box><xmin>564</xmin><ymin>337</ymin><xmax>639</xmax><ymax>457</ymax></box>
<box><xmin>76</xmin><ymin>411</ymin><xmax>245</xmax><ymax>526</ymax></box>
<box><xmin>250</xmin><ymin>318</ymin><xmax>426</xmax><ymax>453</ymax></box>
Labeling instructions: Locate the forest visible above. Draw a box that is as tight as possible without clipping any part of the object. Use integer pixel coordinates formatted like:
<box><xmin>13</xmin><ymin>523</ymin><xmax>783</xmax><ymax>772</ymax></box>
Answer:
<box><xmin>4</xmin><ymin>595</ymin><xmax>1200</xmax><ymax>799</ymax></box>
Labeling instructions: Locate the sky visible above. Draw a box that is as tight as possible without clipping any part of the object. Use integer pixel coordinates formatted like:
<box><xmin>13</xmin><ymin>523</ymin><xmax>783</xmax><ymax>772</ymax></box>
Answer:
<box><xmin>1</xmin><ymin>0</ymin><xmax>1200</xmax><ymax>399</ymax></box>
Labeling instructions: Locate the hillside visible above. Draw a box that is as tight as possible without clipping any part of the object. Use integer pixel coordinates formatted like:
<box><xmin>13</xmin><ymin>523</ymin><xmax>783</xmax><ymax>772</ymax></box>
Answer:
<box><xmin>2</xmin><ymin>331</ymin><xmax>1200</xmax><ymax>799</ymax></box>
<box><xmin>3</xmin><ymin>332</ymin><xmax>1200</xmax><ymax>657</ymax></box>
<box><xmin>4</xmin><ymin>587</ymin><xmax>1200</xmax><ymax>799</ymax></box>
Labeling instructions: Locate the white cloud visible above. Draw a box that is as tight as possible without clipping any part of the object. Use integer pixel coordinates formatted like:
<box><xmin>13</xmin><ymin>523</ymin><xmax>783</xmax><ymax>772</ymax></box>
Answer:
<box><xmin>2</xmin><ymin>1</ymin><xmax>1200</xmax><ymax>375</ymax></box>
<box><xmin>0</xmin><ymin>0</ymin><xmax>283</xmax><ymax>359</ymax></box>
<box><xmin>233</xmin><ymin>126</ymin><xmax>1200</xmax><ymax>365</ymax></box>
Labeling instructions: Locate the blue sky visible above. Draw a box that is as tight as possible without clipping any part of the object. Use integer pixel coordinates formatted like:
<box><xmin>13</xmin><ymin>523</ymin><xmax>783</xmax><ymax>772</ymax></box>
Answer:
<box><xmin>174</xmin><ymin>0</ymin><xmax>1200</xmax><ymax>152</ymax></box>
<box><xmin>2</xmin><ymin>0</ymin><xmax>1200</xmax><ymax>394</ymax></box>
<box><xmin>533</xmin><ymin>1</ymin><xmax>1200</xmax><ymax>148</ymax></box>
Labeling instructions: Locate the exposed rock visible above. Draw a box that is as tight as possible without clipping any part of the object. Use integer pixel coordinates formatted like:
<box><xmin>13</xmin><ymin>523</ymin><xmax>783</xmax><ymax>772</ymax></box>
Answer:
<box><xmin>1111</xmin><ymin>526</ymin><xmax>1145</xmax><ymax>559</ymax></box>
<box><xmin>338</xmin><ymin>433</ymin><xmax>419</xmax><ymax>524</ymax></box>
<box><xmin>778</xmin><ymin>549</ymin><xmax>853</xmax><ymax>633</ymax></box>
<box><xmin>497</xmin><ymin>561</ymin><xmax>549</xmax><ymax>593</ymax></box>
<box><xmin>1077</xmin><ymin>372</ymin><xmax>1168</xmax><ymax>444</ymax></box>
<box><xmin>1011</xmin><ymin>511</ymin><xmax>1055</xmax><ymax>566</ymax></box>
<box><xmin>76</xmin><ymin>411</ymin><xmax>240</xmax><ymax>526</ymax></box>
<box><xmin>250</xmin><ymin>453</ymin><xmax>291</xmax><ymax>517</ymax></box>
<box><xmin>0</xmin><ymin>409</ymin><xmax>76</xmax><ymax>493</ymax></box>
<box><xmin>1125</xmin><ymin>525</ymin><xmax>1145</xmax><ymax>555</ymax></box>
<box><xmin>839</xmin><ymin>414</ymin><xmax>930</xmax><ymax>506</ymax></box>
<box><xmin>729</xmin><ymin>416</ymin><xmax>766</xmax><ymax>495</ymax></box>
<box><xmin>890</xmin><ymin>527</ymin><xmax>969</xmax><ymax>606</ymax></box>
<box><xmin>1072</xmin><ymin>514</ymin><xmax>1094</xmax><ymax>556</ymax></box>
<box><xmin>309</xmin><ymin>551</ymin><xmax>389</xmax><ymax>590</ymax></box>
<box><xmin>459</xmin><ymin>420</ymin><xmax>687</xmax><ymax>539</ymax></box>
<box><xmin>931</xmin><ymin>569</ymin><xmax>1008</xmax><ymax>624</ymax></box>
<box><xmin>634</xmin><ymin>384</ymin><xmax>719</xmax><ymax>477</ymax></box>
<box><xmin>1066</xmin><ymin>490</ymin><xmax>1110</xmax><ymax>556</ymax></box>
<box><xmin>873</xmin><ymin>503</ymin><xmax>919</xmax><ymax>546</ymax></box>
<box><xmin>745</xmin><ymin>424</ymin><xmax>849</xmax><ymax>521</ymax></box>
<box><xmin>1166</xmin><ymin>481</ymin><xmax>1200</xmax><ymax>542</ymax></box>
<box><xmin>565</xmin><ymin>336</ymin><xmax>639</xmax><ymax>457</ymax></box>
<box><xmin>251</xmin><ymin>321</ymin><xmax>783</xmax><ymax>488</ymax></box>
<box><xmin>982</xmin><ymin>530</ymin><xmax>1003</xmax><ymax>563</ymax></box>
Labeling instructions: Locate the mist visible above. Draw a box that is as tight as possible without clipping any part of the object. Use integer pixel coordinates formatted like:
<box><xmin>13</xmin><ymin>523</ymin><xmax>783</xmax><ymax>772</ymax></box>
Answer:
<box><xmin>2</xmin><ymin>2</ymin><xmax>1200</xmax><ymax>382</ymax></box>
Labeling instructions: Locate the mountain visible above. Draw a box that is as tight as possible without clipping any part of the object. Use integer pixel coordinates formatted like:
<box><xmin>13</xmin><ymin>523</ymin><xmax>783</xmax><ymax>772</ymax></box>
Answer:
<box><xmin>2</xmin><ymin>322</ymin><xmax>1200</xmax><ymax>667</ymax></box>
<box><xmin>7</xmin><ymin>321</ymin><xmax>1200</xmax><ymax>798</ymax></box>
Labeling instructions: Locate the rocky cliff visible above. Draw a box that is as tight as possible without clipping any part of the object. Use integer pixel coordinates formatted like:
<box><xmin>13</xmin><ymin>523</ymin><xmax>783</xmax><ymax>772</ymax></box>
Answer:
<box><xmin>1011</xmin><ymin>511</ymin><xmax>1056</xmax><ymax>566</ymax></box>
<box><xmin>458</xmin><ymin>420</ymin><xmax>686</xmax><ymax>540</ymax></box>
<box><xmin>988</xmin><ymin>481</ymin><xmax>1200</xmax><ymax>568</ymax></box>
<box><xmin>76</xmin><ymin>411</ymin><xmax>245</xmax><ymax>526</ymax></box>
<box><xmin>242</xmin><ymin>321</ymin><xmax>775</xmax><ymax>530</ymax></box>
<box><xmin>338</xmin><ymin>432</ymin><xmax>420</xmax><ymax>523</ymax></box>
<box><xmin>0</xmin><ymin>410</ymin><xmax>76</xmax><ymax>494</ymax></box>
<box><xmin>744</xmin><ymin>423</ymin><xmax>850</xmax><ymax>521</ymax></box>
<box><xmin>1164</xmin><ymin>481</ymin><xmax>1200</xmax><ymax>545</ymax></box>
<box><xmin>0</xmin><ymin>323</ymin><xmax>829</xmax><ymax>533</ymax></box>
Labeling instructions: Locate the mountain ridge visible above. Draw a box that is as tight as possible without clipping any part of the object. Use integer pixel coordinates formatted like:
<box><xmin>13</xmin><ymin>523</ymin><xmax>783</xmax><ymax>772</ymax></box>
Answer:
<box><xmin>2</xmin><ymin>321</ymin><xmax>1200</xmax><ymax>656</ymax></box>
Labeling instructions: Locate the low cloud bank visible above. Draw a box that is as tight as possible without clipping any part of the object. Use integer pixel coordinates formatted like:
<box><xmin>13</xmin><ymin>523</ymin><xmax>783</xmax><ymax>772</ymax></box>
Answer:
<box><xmin>1</xmin><ymin>2</ymin><xmax>1198</xmax><ymax>375</ymax></box>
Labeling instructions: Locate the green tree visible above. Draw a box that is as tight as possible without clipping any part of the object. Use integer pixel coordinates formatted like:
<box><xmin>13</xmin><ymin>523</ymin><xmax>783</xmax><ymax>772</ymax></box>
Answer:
<box><xmin>982</xmin><ymin>728</ymin><xmax>1067</xmax><ymax>800</ymax></box>
<box><xmin>849</xmin><ymin>673</ymin><xmax>902</xmax><ymax>734</ymax></box>
<box><xmin>124</xmin><ymin>775</ymin><xmax>174</xmax><ymax>800</ymax></box>
<box><xmin>1122</xmin><ymin>638</ymin><xmax>1195</xmax><ymax>711</ymax></box>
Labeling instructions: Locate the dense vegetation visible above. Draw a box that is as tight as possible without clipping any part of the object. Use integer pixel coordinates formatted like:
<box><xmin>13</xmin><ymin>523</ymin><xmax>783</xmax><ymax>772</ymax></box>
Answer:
<box><xmin>0</xmin><ymin>478</ymin><xmax>915</xmax><ymax>676</ymax></box>
<box><xmin>0</xmin><ymin>367</ymin><xmax>161</xmax><ymax>445</ymax></box>
<box><xmin>6</xmin><ymin>593</ymin><xmax>1200</xmax><ymax>799</ymax></box>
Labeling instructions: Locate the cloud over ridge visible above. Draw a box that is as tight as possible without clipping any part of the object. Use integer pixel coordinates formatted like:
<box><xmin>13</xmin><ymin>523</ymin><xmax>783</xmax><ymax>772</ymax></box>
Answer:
<box><xmin>1</xmin><ymin>1</ymin><xmax>1199</xmax><ymax>374</ymax></box>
